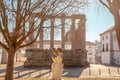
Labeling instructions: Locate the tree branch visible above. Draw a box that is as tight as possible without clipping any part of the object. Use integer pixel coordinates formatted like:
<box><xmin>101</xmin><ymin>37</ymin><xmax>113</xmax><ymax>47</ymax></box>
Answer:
<box><xmin>99</xmin><ymin>0</ymin><xmax>112</xmax><ymax>13</ymax></box>
<box><xmin>0</xmin><ymin>41</ymin><xmax>8</xmax><ymax>51</ymax></box>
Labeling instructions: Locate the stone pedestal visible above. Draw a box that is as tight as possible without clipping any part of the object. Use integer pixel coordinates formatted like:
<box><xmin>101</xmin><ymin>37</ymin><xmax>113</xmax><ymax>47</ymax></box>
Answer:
<box><xmin>51</xmin><ymin>63</ymin><xmax>63</xmax><ymax>80</ymax></box>
<box><xmin>50</xmin><ymin>48</ymin><xmax>63</xmax><ymax>80</ymax></box>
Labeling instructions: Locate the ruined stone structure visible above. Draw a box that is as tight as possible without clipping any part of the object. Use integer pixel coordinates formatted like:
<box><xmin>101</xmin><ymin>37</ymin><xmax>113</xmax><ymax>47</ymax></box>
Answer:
<box><xmin>24</xmin><ymin>49</ymin><xmax>89</xmax><ymax>68</ymax></box>
<box><xmin>28</xmin><ymin>13</ymin><xmax>86</xmax><ymax>50</ymax></box>
<box><xmin>65</xmin><ymin>16</ymin><xmax>86</xmax><ymax>49</ymax></box>
<box><xmin>24</xmin><ymin>13</ymin><xmax>89</xmax><ymax>67</ymax></box>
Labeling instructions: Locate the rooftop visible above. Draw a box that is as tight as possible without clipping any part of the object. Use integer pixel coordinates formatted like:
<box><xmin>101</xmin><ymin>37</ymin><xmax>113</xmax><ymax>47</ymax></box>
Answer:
<box><xmin>99</xmin><ymin>26</ymin><xmax>115</xmax><ymax>35</ymax></box>
<box><xmin>86</xmin><ymin>41</ymin><xmax>96</xmax><ymax>45</ymax></box>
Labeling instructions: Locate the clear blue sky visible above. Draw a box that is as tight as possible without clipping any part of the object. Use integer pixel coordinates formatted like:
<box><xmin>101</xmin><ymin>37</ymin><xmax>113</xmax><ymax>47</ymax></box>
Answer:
<box><xmin>85</xmin><ymin>1</ymin><xmax>114</xmax><ymax>42</ymax></box>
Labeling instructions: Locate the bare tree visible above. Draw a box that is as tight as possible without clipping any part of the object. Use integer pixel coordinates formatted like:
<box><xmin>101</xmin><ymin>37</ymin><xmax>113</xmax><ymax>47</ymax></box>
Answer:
<box><xmin>99</xmin><ymin>0</ymin><xmax>120</xmax><ymax>49</ymax></box>
<box><xmin>0</xmin><ymin>0</ymin><xmax>89</xmax><ymax>80</ymax></box>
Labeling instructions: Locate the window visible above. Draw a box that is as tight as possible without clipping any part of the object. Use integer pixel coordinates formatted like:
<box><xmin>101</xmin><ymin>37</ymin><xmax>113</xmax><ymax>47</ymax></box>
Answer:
<box><xmin>89</xmin><ymin>46</ymin><xmax>91</xmax><ymax>48</ymax></box>
<box><xmin>106</xmin><ymin>43</ymin><xmax>108</xmax><ymax>51</ymax></box>
<box><xmin>102</xmin><ymin>44</ymin><xmax>104</xmax><ymax>52</ymax></box>
<box><xmin>106</xmin><ymin>35</ymin><xmax>108</xmax><ymax>39</ymax></box>
<box><xmin>117</xmin><ymin>60</ymin><xmax>119</xmax><ymax>64</ymax></box>
<box><xmin>88</xmin><ymin>53</ymin><xmax>92</xmax><ymax>55</ymax></box>
<box><xmin>103</xmin><ymin>37</ymin><xmax>104</xmax><ymax>40</ymax></box>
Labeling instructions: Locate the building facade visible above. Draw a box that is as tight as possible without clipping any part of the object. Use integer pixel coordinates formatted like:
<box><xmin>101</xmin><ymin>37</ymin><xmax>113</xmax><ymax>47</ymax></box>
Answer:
<box><xmin>86</xmin><ymin>41</ymin><xmax>97</xmax><ymax>64</ymax></box>
<box><xmin>95</xmin><ymin>41</ymin><xmax>101</xmax><ymax>64</ymax></box>
<box><xmin>100</xmin><ymin>27</ymin><xmax>120</xmax><ymax>65</ymax></box>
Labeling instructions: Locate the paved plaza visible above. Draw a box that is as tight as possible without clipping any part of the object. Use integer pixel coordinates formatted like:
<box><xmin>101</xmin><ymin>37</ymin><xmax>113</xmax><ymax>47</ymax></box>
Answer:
<box><xmin>0</xmin><ymin>62</ymin><xmax>120</xmax><ymax>79</ymax></box>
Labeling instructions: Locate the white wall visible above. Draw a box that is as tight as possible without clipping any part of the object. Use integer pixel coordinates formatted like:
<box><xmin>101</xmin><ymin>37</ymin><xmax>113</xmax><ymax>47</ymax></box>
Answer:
<box><xmin>42</xmin><ymin>43</ymin><xmax>71</xmax><ymax>50</ymax></box>
<box><xmin>86</xmin><ymin>44</ymin><xmax>96</xmax><ymax>64</ymax></box>
<box><xmin>65</xmin><ymin>45</ymin><xmax>71</xmax><ymax>50</ymax></box>
<box><xmin>43</xmin><ymin>44</ymin><xmax>50</xmax><ymax>49</ymax></box>
<box><xmin>100</xmin><ymin>30</ymin><xmax>120</xmax><ymax>65</ymax></box>
<box><xmin>100</xmin><ymin>32</ymin><xmax>111</xmax><ymax>52</ymax></box>
<box><xmin>100</xmin><ymin>32</ymin><xmax>111</xmax><ymax>64</ymax></box>
<box><xmin>101</xmin><ymin>52</ymin><xmax>110</xmax><ymax>64</ymax></box>
<box><xmin>112</xmin><ymin>31</ymin><xmax>120</xmax><ymax>61</ymax></box>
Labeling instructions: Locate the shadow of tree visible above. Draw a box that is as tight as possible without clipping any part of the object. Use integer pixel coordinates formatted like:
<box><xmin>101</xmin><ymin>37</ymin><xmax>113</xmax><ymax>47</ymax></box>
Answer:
<box><xmin>63</xmin><ymin>67</ymin><xmax>86</xmax><ymax>78</ymax></box>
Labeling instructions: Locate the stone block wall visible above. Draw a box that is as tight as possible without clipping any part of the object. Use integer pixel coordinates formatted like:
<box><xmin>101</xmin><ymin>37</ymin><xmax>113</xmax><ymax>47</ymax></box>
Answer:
<box><xmin>1</xmin><ymin>49</ymin><xmax>7</xmax><ymax>64</ymax></box>
<box><xmin>24</xmin><ymin>49</ymin><xmax>89</xmax><ymax>68</ymax></box>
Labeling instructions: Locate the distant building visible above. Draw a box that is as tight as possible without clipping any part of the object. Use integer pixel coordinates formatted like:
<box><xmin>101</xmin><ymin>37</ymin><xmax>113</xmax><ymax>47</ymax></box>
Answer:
<box><xmin>34</xmin><ymin>40</ymin><xmax>72</xmax><ymax>49</ymax></box>
<box><xmin>95</xmin><ymin>40</ymin><xmax>101</xmax><ymax>64</ymax></box>
<box><xmin>100</xmin><ymin>27</ymin><xmax>120</xmax><ymax>65</ymax></box>
<box><xmin>86</xmin><ymin>41</ymin><xmax>97</xmax><ymax>64</ymax></box>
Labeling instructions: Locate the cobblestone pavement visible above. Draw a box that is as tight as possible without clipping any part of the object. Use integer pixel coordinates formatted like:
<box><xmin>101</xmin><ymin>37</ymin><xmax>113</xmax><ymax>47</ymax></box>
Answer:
<box><xmin>0</xmin><ymin>78</ymin><xmax>120</xmax><ymax>80</ymax></box>
<box><xmin>0</xmin><ymin>62</ymin><xmax>120</xmax><ymax>79</ymax></box>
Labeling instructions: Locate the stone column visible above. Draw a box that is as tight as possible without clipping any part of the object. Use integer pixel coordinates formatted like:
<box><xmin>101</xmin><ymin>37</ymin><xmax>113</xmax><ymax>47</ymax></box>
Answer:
<box><xmin>50</xmin><ymin>18</ymin><xmax>55</xmax><ymax>49</ymax></box>
<box><xmin>28</xmin><ymin>16</ymin><xmax>35</xmax><ymax>48</ymax></box>
<box><xmin>61</xmin><ymin>18</ymin><xmax>65</xmax><ymax>49</ymax></box>
<box><xmin>71</xmin><ymin>18</ymin><xmax>75</xmax><ymax>50</ymax></box>
<box><xmin>39</xmin><ymin>20</ymin><xmax>44</xmax><ymax>49</ymax></box>
<box><xmin>75</xmin><ymin>15</ymin><xmax>86</xmax><ymax>49</ymax></box>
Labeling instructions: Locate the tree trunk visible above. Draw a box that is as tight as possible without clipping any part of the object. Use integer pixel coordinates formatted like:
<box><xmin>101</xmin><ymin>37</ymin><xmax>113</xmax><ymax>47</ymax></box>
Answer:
<box><xmin>115</xmin><ymin>19</ymin><xmax>120</xmax><ymax>49</ymax></box>
<box><xmin>5</xmin><ymin>49</ymin><xmax>15</xmax><ymax>80</ymax></box>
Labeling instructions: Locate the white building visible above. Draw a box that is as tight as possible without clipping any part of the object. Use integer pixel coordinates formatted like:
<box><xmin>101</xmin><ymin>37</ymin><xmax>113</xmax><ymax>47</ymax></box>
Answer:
<box><xmin>34</xmin><ymin>40</ymin><xmax>72</xmax><ymax>50</ymax></box>
<box><xmin>95</xmin><ymin>41</ymin><xmax>101</xmax><ymax>64</ymax></box>
<box><xmin>100</xmin><ymin>27</ymin><xmax>120</xmax><ymax>65</ymax></box>
<box><xmin>86</xmin><ymin>41</ymin><xmax>97</xmax><ymax>64</ymax></box>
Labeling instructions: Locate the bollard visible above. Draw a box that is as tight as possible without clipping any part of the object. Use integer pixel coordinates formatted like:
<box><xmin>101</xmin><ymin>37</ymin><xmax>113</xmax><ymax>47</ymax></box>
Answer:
<box><xmin>18</xmin><ymin>71</ymin><xmax>20</xmax><ymax>78</ymax></box>
<box><xmin>108</xmin><ymin>67</ymin><xmax>111</xmax><ymax>76</ymax></box>
<box><xmin>29</xmin><ymin>70</ymin><xmax>31</xmax><ymax>80</ymax></box>
<box><xmin>29</xmin><ymin>70</ymin><xmax>31</xmax><ymax>77</ymax></box>
<box><xmin>49</xmin><ymin>70</ymin><xmax>51</xmax><ymax>76</ymax></box>
<box><xmin>70</xmin><ymin>69</ymin><xmax>72</xmax><ymax>76</ymax></box>
<box><xmin>99</xmin><ymin>68</ymin><xmax>101</xmax><ymax>75</ymax></box>
<box><xmin>117</xmin><ymin>68</ymin><xmax>119</xmax><ymax>74</ymax></box>
<box><xmin>39</xmin><ymin>70</ymin><xmax>41</xmax><ymax>75</ymax></box>
<box><xmin>89</xmin><ymin>68</ymin><xmax>91</xmax><ymax>76</ymax></box>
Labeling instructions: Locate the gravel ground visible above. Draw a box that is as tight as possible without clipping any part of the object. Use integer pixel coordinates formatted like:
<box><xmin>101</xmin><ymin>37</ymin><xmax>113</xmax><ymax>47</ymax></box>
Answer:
<box><xmin>0</xmin><ymin>78</ymin><xmax>120</xmax><ymax>80</ymax></box>
<box><xmin>0</xmin><ymin>62</ymin><xmax>120</xmax><ymax>79</ymax></box>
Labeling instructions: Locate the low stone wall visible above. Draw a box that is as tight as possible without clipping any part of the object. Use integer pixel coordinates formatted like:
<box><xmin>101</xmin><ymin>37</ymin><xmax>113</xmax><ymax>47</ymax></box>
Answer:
<box><xmin>24</xmin><ymin>49</ymin><xmax>89</xmax><ymax>68</ymax></box>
